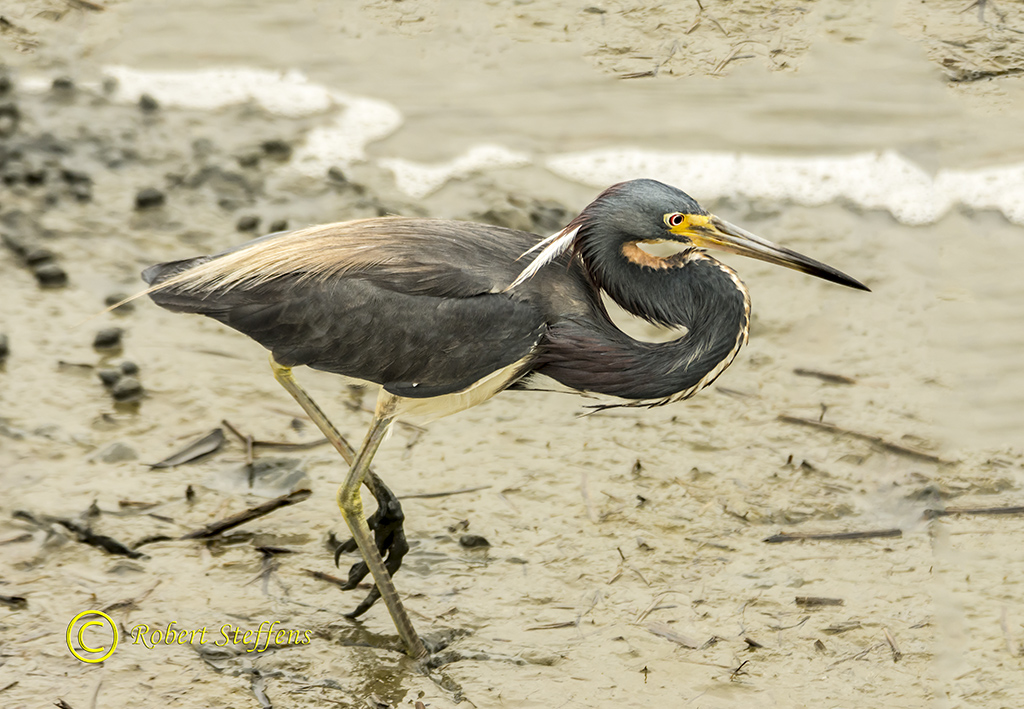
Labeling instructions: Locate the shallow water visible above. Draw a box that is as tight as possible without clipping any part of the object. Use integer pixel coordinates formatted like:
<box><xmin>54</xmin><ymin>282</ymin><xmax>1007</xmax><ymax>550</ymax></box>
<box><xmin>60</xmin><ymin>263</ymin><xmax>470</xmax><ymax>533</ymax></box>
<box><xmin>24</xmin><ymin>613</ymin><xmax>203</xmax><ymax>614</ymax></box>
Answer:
<box><xmin>2</xmin><ymin>2</ymin><xmax>1024</xmax><ymax>708</ymax></box>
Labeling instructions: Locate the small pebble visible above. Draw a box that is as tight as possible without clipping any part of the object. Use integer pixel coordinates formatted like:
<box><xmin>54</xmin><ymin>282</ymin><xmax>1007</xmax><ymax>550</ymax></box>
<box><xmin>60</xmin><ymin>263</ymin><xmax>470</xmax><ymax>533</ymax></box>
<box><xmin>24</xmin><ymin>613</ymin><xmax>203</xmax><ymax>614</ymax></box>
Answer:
<box><xmin>0</xmin><ymin>333</ymin><xmax>9</xmax><ymax>361</ymax></box>
<box><xmin>70</xmin><ymin>182</ymin><xmax>93</xmax><ymax>202</ymax></box>
<box><xmin>97</xmin><ymin>368</ymin><xmax>122</xmax><ymax>386</ymax></box>
<box><xmin>52</xmin><ymin>76</ymin><xmax>74</xmax><ymax>91</ymax></box>
<box><xmin>459</xmin><ymin>534</ymin><xmax>491</xmax><ymax>549</ymax></box>
<box><xmin>97</xmin><ymin>441</ymin><xmax>138</xmax><ymax>464</ymax></box>
<box><xmin>139</xmin><ymin>93</ymin><xmax>159</xmax><ymax>112</ymax></box>
<box><xmin>33</xmin><ymin>263</ymin><xmax>67</xmax><ymax>287</ymax></box>
<box><xmin>327</xmin><ymin>166</ymin><xmax>348</xmax><ymax>184</ymax></box>
<box><xmin>93</xmin><ymin>327</ymin><xmax>124</xmax><ymax>349</ymax></box>
<box><xmin>135</xmin><ymin>187</ymin><xmax>165</xmax><ymax>209</ymax></box>
<box><xmin>111</xmin><ymin>376</ymin><xmax>143</xmax><ymax>401</ymax></box>
<box><xmin>1</xmin><ymin>233</ymin><xmax>28</xmax><ymax>257</ymax></box>
<box><xmin>61</xmin><ymin>169</ymin><xmax>91</xmax><ymax>185</ymax></box>
<box><xmin>268</xmin><ymin>219</ymin><xmax>288</xmax><ymax>233</ymax></box>
<box><xmin>24</xmin><ymin>247</ymin><xmax>54</xmax><ymax>265</ymax></box>
<box><xmin>119</xmin><ymin>360</ymin><xmax>139</xmax><ymax>375</ymax></box>
<box><xmin>236</xmin><ymin>151</ymin><xmax>260</xmax><ymax>168</ymax></box>
<box><xmin>261</xmin><ymin>139</ymin><xmax>292</xmax><ymax>159</ymax></box>
<box><xmin>0</xmin><ymin>102</ymin><xmax>19</xmax><ymax>137</ymax></box>
<box><xmin>236</xmin><ymin>215</ymin><xmax>260</xmax><ymax>232</ymax></box>
<box><xmin>24</xmin><ymin>168</ymin><xmax>46</xmax><ymax>186</ymax></box>
<box><xmin>0</xmin><ymin>75</ymin><xmax>10</xmax><ymax>94</ymax></box>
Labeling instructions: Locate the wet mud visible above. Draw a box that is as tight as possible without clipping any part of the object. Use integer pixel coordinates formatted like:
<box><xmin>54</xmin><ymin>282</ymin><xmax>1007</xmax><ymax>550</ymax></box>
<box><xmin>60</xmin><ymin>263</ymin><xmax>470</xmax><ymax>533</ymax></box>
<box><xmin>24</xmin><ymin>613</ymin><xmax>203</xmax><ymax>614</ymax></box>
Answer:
<box><xmin>2</xmin><ymin>2</ymin><xmax>1024</xmax><ymax>708</ymax></box>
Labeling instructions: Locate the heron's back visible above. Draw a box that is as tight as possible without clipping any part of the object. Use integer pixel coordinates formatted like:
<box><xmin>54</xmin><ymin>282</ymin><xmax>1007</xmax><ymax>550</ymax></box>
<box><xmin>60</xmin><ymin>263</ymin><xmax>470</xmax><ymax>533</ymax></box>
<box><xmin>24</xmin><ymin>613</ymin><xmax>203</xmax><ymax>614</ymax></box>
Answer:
<box><xmin>144</xmin><ymin>217</ymin><xmax>592</xmax><ymax>398</ymax></box>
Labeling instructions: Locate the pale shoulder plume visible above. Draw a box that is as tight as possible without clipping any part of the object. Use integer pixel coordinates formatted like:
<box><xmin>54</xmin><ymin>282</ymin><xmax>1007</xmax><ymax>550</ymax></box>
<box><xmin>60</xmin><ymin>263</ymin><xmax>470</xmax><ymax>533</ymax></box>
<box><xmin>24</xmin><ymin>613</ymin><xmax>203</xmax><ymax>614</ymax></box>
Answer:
<box><xmin>111</xmin><ymin>217</ymin><xmax>425</xmax><ymax>311</ymax></box>
<box><xmin>504</xmin><ymin>224</ymin><xmax>580</xmax><ymax>291</ymax></box>
<box><xmin>101</xmin><ymin>218</ymin><xmax>410</xmax><ymax>316</ymax></box>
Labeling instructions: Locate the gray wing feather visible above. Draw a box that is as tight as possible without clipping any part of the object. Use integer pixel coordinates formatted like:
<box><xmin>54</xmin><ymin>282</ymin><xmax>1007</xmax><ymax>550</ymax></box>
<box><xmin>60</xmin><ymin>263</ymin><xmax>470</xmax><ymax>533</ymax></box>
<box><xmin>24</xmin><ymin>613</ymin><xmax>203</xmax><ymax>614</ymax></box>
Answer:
<box><xmin>145</xmin><ymin>251</ymin><xmax>546</xmax><ymax>398</ymax></box>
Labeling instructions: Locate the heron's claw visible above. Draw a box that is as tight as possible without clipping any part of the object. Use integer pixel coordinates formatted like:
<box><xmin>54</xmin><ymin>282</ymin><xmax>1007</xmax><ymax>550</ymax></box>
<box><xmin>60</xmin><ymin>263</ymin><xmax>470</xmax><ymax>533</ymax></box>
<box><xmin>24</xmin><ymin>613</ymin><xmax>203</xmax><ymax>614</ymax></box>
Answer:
<box><xmin>335</xmin><ymin>477</ymin><xmax>409</xmax><ymax>618</ymax></box>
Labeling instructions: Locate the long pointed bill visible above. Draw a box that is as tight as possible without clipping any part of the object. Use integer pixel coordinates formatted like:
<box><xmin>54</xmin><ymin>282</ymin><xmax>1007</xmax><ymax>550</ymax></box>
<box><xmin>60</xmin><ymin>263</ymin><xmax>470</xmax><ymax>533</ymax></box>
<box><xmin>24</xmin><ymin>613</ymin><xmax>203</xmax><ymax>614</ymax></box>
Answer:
<box><xmin>671</xmin><ymin>214</ymin><xmax>869</xmax><ymax>291</ymax></box>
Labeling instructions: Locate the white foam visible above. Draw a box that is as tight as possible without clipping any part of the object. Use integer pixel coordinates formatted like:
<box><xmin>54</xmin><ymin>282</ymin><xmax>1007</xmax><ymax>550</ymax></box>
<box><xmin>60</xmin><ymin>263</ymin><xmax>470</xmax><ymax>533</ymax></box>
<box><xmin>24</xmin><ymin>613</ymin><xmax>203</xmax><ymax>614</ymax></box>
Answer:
<box><xmin>14</xmin><ymin>67</ymin><xmax>1024</xmax><ymax>223</ymax></box>
<box><xmin>96</xmin><ymin>67</ymin><xmax>403</xmax><ymax>175</ymax></box>
<box><xmin>379</xmin><ymin>144</ymin><xmax>532</xmax><ymax>198</ymax></box>
<box><xmin>547</xmin><ymin>148</ymin><xmax>1024</xmax><ymax>226</ymax></box>
<box><xmin>102</xmin><ymin>65</ymin><xmax>334</xmax><ymax>116</ymax></box>
<box><xmin>289</xmin><ymin>93</ymin><xmax>403</xmax><ymax>175</ymax></box>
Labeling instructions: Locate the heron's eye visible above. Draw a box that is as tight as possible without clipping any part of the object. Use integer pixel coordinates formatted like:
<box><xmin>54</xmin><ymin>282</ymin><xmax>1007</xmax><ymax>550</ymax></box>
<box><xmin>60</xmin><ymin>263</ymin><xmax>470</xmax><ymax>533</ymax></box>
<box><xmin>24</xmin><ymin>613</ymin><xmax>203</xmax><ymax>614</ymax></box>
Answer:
<box><xmin>665</xmin><ymin>213</ymin><xmax>685</xmax><ymax>228</ymax></box>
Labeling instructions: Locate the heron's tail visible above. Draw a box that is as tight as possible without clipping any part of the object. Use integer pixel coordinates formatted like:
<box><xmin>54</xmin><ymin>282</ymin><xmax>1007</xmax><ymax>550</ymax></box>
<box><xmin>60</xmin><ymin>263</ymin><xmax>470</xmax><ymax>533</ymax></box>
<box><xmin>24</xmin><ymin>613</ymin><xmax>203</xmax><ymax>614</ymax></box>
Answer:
<box><xmin>142</xmin><ymin>257</ymin><xmax>219</xmax><ymax>313</ymax></box>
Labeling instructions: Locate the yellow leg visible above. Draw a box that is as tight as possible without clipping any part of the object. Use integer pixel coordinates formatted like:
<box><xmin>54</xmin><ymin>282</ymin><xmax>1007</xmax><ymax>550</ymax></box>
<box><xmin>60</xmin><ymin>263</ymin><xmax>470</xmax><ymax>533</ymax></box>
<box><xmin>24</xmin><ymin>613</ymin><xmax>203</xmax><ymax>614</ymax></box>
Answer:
<box><xmin>270</xmin><ymin>357</ymin><xmax>427</xmax><ymax>659</ymax></box>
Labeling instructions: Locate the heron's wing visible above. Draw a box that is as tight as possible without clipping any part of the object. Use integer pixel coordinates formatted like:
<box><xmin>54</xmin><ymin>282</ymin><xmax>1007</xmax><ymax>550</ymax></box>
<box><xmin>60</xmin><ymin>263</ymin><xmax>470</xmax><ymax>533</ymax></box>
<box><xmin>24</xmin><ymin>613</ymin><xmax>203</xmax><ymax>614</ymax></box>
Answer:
<box><xmin>144</xmin><ymin>217</ymin><xmax>545</xmax><ymax>301</ymax></box>
<box><xmin>145</xmin><ymin>260</ymin><xmax>546</xmax><ymax>399</ymax></box>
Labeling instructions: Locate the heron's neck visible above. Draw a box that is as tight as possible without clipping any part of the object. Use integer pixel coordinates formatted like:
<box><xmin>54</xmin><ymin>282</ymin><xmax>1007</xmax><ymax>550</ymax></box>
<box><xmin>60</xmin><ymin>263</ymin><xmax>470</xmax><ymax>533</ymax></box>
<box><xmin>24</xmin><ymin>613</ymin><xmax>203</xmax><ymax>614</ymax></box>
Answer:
<box><xmin>540</xmin><ymin>252</ymin><xmax>751</xmax><ymax>403</ymax></box>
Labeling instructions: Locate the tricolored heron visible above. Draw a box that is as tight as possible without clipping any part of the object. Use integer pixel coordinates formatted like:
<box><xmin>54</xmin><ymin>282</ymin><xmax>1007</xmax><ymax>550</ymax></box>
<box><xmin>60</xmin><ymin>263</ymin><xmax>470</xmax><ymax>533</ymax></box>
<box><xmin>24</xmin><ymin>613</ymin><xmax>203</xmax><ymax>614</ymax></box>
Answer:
<box><xmin>143</xmin><ymin>179</ymin><xmax>868</xmax><ymax>658</ymax></box>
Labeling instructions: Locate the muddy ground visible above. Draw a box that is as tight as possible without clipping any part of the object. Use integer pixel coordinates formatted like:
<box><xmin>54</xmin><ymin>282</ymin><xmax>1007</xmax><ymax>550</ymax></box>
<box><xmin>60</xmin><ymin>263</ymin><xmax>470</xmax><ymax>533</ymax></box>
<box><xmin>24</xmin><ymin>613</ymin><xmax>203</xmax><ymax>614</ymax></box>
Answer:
<box><xmin>2</xmin><ymin>2</ymin><xmax>1024</xmax><ymax>708</ymax></box>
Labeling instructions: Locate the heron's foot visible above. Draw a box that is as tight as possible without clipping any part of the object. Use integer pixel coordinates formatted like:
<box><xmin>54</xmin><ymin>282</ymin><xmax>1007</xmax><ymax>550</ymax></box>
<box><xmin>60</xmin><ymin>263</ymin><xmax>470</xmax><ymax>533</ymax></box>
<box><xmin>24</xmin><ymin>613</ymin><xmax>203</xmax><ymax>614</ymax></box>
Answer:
<box><xmin>334</xmin><ymin>479</ymin><xmax>409</xmax><ymax>618</ymax></box>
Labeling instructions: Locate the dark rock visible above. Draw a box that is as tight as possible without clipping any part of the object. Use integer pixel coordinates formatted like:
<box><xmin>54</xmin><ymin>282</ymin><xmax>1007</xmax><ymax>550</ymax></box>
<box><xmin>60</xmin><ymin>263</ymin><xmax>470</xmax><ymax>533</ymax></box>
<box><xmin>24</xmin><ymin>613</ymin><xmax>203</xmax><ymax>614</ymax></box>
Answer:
<box><xmin>1</xmin><ymin>233</ymin><xmax>28</xmax><ymax>257</ymax></box>
<box><xmin>33</xmin><ymin>263</ymin><xmax>67</xmax><ymax>287</ymax></box>
<box><xmin>111</xmin><ymin>376</ymin><xmax>144</xmax><ymax>401</ymax></box>
<box><xmin>119</xmin><ymin>361</ymin><xmax>139</xmax><ymax>376</ymax></box>
<box><xmin>0</xmin><ymin>102</ymin><xmax>19</xmax><ymax>138</ymax></box>
<box><xmin>236</xmin><ymin>215</ymin><xmax>260</xmax><ymax>232</ymax></box>
<box><xmin>97</xmin><ymin>368</ymin><xmax>122</xmax><ymax>387</ymax></box>
<box><xmin>93</xmin><ymin>327</ymin><xmax>123</xmax><ymax>349</ymax></box>
<box><xmin>1</xmin><ymin>210</ymin><xmax>33</xmax><ymax>235</ymax></box>
<box><xmin>236</xmin><ymin>151</ymin><xmax>260</xmax><ymax>168</ymax></box>
<box><xmin>459</xmin><ymin>534</ymin><xmax>491</xmax><ymax>548</ymax></box>
<box><xmin>135</xmin><ymin>187</ymin><xmax>165</xmax><ymax>209</ymax></box>
<box><xmin>139</xmin><ymin>93</ymin><xmax>159</xmax><ymax>112</ymax></box>
<box><xmin>70</xmin><ymin>182</ymin><xmax>92</xmax><ymax>201</ymax></box>
<box><xmin>0</xmin><ymin>75</ymin><xmax>10</xmax><ymax>94</ymax></box>
<box><xmin>0</xmin><ymin>333</ymin><xmax>8</xmax><ymax>361</ymax></box>
<box><xmin>2</xmin><ymin>165</ymin><xmax>24</xmax><ymax>185</ymax></box>
<box><xmin>52</xmin><ymin>76</ymin><xmax>74</xmax><ymax>91</ymax></box>
<box><xmin>24</xmin><ymin>247</ymin><xmax>54</xmax><ymax>265</ymax></box>
<box><xmin>61</xmin><ymin>168</ymin><xmax>91</xmax><ymax>185</ymax></box>
<box><xmin>327</xmin><ymin>166</ymin><xmax>348</xmax><ymax>184</ymax></box>
<box><xmin>268</xmin><ymin>219</ymin><xmax>288</xmax><ymax>233</ymax></box>
<box><xmin>24</xmin><ymin>166</ymin><xmax>46</xmax><ymax>186</ymax></box>
<box><xmin>261</xmin><ymin>139</ymin><xmax>292</xmax><ymax>159</ymax></box>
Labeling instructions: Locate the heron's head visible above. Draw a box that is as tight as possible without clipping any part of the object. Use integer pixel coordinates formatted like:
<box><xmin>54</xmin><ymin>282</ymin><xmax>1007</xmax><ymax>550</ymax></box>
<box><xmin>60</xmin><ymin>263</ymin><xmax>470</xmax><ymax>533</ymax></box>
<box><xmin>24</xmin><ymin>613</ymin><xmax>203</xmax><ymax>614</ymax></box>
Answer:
<box><xmin>575</xmin><ymin>179</ymin><xmax>869</xmax><ymax>291</ymax></box>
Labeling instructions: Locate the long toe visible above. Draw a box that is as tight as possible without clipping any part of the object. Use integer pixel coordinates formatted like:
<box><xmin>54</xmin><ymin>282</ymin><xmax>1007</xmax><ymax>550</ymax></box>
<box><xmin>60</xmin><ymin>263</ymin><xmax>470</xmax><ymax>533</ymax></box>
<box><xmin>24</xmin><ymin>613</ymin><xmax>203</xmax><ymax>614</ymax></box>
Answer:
<box><xmin>345</xmin><ymin>586</ymin><xmax>382</xmax><ymax>619</ymax></box>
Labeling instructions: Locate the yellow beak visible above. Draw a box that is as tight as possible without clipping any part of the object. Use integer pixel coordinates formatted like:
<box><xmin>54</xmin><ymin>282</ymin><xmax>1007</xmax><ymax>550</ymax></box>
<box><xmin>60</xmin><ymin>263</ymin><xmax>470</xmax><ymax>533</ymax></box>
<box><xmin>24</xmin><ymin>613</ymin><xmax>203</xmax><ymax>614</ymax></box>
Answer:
<box><xmin>670</xmin><ymin>214</ymin><xmax>869</xmax><ymax>291</ymax></box>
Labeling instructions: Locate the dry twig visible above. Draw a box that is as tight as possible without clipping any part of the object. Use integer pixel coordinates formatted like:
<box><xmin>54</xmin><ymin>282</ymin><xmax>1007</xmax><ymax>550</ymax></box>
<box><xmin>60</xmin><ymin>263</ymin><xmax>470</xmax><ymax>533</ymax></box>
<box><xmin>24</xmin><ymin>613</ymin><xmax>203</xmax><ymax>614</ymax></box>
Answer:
<box><xmin>180</xmin><ymin>489</ymin><xmax>312</xmax><ymax>539</ymax></box>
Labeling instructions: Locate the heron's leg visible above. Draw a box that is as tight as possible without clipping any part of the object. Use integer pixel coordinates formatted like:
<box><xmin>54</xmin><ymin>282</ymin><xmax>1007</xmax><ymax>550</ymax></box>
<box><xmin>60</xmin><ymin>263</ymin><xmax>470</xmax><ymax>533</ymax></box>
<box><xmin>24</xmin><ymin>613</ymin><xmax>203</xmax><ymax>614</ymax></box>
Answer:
<box><xmin>269</xmin><ymin>359</ymin><xmax>410</xmax><ymax>594</ymax></box>
<box><xmin>269</xmin><ymin>358</ymin><xmax>426</xmax><ymax>659</ymax></box>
